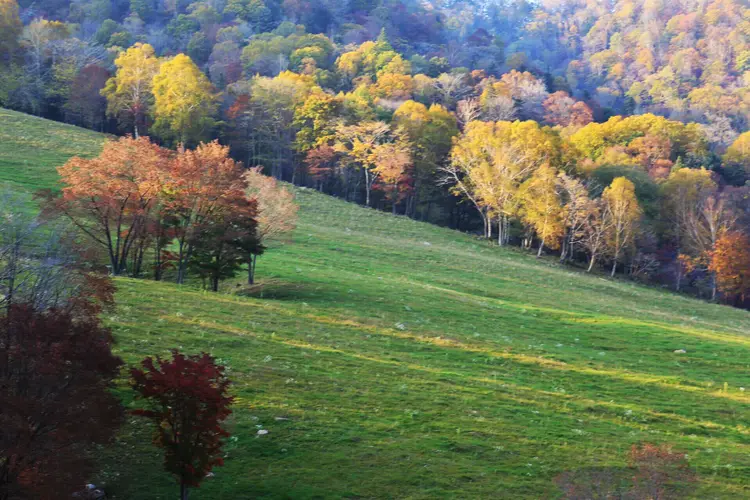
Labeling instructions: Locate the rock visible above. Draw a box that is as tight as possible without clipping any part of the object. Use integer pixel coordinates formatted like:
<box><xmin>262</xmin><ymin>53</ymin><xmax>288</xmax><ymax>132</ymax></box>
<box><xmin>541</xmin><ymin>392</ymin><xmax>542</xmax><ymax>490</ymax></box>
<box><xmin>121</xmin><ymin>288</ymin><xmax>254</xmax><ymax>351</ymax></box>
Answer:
<box><xmin>257</xmin><ymin>429</ymin><xmax>269</xmax><ymax>436</ymax></box>
<box><xmin>674</xmin><ymin>349</ymin><xmax>687</xmax><ymax>354</ymax></box>
<box><xmin>274</xmin><ymin>416</ymin><xmax>291</xmax><ymax>421</ymax></box>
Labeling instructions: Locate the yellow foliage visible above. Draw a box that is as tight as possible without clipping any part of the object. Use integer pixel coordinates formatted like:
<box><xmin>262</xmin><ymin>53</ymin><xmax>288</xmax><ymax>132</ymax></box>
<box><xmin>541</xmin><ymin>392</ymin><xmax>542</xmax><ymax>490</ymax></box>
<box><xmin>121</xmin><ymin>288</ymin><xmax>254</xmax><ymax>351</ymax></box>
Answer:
<box><xmin>152</xmin><ymin>53</ymin><xmax>219</xmax><ymax>144</ymax></box>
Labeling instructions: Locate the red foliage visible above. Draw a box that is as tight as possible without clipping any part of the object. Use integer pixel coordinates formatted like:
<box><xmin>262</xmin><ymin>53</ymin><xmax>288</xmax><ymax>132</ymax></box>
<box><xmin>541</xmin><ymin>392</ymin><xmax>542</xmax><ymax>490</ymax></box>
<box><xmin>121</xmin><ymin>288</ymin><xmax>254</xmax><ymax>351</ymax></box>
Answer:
<box><xmin>0</xmin><ymin>304</ymin><xmax>123</xmax><ymax>499</ymax></box>
<box><xmin>304</xmin><ymin>144</ymin><xmax>338</xmax><ymax>186</ymax></box>
<box><xmin>130</xmin><ymin>350</ymin><xmax>234</xmax><ymax>498</ymax></box>
<box><xmin>629</xmin><ymin>443</ymin><xmax>696</xmax><ymax>499</ymax></box>
<box><xmin>66</xmin><ymin>64</ymin><xmax>111</xmax><ymax>130</ymax></box>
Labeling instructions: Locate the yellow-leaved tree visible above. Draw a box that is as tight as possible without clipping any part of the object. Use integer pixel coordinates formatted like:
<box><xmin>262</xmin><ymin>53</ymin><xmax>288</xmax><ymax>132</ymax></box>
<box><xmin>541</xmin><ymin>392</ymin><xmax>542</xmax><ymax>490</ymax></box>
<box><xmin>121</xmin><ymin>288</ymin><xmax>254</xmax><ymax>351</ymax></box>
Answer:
<box><xmin>152</xmin><ymin>53</ymin><xmax>219</xmax><ymax>145</ymax></box>
<box><xmin>101</xmin><ymin>43</ymin><xmax>161</xmax><ymax>138</ymax></box>
<box><xmin>445</xmin><ymin>120</ymin><xmax>562</xmax><ymax>245</ymax></box>
<box><xmin>661</xmin><ymin>168</ymin><xmax>718</xmax><ymax>291</ymax></box>
<box><xmin>518</xmin><ymin>164</ymin><xmax>566</xmax><ymax>257</ymax></box>
<box><xmin>603</xmin><ymin>176</ymin><xmax>642</xmax><ymax>277</ymax></box>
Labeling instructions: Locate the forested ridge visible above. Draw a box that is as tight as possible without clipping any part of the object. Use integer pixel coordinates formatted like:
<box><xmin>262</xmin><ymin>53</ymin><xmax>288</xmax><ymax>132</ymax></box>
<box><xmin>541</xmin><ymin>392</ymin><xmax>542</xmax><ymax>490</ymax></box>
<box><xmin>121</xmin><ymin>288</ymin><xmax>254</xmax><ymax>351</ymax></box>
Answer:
<box><xmin>3</xmin><ymin>0</ymin><xmax>750</xmax><ymax>306</ymax></box>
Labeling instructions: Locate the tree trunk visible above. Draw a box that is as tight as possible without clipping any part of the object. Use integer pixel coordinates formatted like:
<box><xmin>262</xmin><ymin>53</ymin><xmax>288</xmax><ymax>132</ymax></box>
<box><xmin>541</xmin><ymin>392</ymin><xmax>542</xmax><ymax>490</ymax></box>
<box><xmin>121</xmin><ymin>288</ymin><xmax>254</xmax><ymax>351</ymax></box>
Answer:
<box><xmin>610</xmin><ymin>259</ymin><xmax>617</xmax><ymax>277</ymax></box>
<box><xmin>537</xmin><ymin>240</ymin><xmax>544</xmax><ymax>258</ymax></box>
<box><xmin>364</xmin><ymin>169</ymin><xmax>371</xmax><ymax>207</ymax></box>
<box><xmin>248</xmin><ymin>254</ymin><xmax>257</xmax><ymax>285</ymax></box>
<box><xmin>587</xmin><ymin>254</ymin><xmax>596</xmax><ymax>272</ymax></box>
<box><xmin>711</xmin><ymin>273</ymin><xmax>717</xmax><ymax>301</ymax></box>
<box><xmin>180</xmin><ymin>480</ymin><xmax>190</xmax><ymax>500</ymax></box>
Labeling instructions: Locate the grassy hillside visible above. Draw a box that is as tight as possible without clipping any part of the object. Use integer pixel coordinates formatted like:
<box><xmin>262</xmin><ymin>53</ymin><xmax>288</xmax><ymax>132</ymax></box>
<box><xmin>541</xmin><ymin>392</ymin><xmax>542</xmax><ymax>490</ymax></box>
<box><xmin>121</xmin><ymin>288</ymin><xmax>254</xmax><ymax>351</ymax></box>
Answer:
<box><xmin>0</xmin><ymin>108</ymin><xmax>104</xmax><ymax>194</ymax></box>
<box><xmin>3</xmin><ymin>108</ymin><xmax>750</xmax><ymax>498</ymax></box>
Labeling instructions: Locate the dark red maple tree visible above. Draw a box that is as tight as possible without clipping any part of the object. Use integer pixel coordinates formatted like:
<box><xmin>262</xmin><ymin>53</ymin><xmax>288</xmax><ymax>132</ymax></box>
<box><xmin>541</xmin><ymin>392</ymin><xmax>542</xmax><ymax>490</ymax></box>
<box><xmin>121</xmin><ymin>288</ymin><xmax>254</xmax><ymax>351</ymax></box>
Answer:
<box><xmin>130</xmin><ymin>350</ymin><xmax>234</xmax><ymax>500</ymax></box>
<box><xmin>0</xmin><ymin>302</ymin><xmax>123</xmax><ymax>500</ymax></box>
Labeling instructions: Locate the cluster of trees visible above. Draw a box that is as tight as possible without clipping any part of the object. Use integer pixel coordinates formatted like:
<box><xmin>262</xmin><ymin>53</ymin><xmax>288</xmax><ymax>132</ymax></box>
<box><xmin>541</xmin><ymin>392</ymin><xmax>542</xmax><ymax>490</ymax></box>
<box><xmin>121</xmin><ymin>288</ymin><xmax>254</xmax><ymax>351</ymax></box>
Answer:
<box><xmin>447</xmin><ymin>114</ymin><xmax>750</xmax><ymax>305</ymax></box>
<box><xmin>55</xmin><ymin>136</ymin><xmax>296</xmax><ymax>290</ymax></box>
<box><xmin>3</xmin><ymin>0</ymin><xmax>750</xmax><ymax>305</ymax></box>
<box><xmin>0</xmin><ymin>189</ymin><xmax>236</xmax><ymax>500</ymax></box>
<box><xmin>4</xmin><ymin>0</ymin><xmax>750</xmax><ymax>138</ymax></box>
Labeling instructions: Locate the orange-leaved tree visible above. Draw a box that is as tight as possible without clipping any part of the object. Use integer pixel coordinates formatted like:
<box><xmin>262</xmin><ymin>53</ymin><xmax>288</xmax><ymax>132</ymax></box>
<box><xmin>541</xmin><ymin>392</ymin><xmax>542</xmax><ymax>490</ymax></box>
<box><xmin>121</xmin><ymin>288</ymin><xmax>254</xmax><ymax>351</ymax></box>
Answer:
<box><xmin>709</xmin><ymin>230</ymin><xmax>750</xmax><ymax>303</ymax></box>
<box><xmin>165</xmin><ymin>141</ymin><xmax>249</xmax><ymax>284</ymax></box>
<box><xmin>57</xmin><ymin>136</ymin><xmax>169</xmax><ymax>275</ymax></box>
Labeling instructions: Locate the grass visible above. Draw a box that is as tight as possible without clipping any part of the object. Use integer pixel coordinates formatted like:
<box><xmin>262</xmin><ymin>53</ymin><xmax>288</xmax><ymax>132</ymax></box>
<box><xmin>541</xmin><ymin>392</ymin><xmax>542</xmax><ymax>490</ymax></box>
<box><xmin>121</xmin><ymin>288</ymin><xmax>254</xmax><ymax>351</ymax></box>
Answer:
<box><xmin>3</xmin><ymin>108</ymin><xmax>750</xmax><ymax>498</ymax></box>
<box><xmin>0</xmin><ymin>108</ymin><xmax>105</xmax><ymax>194</ymax></box>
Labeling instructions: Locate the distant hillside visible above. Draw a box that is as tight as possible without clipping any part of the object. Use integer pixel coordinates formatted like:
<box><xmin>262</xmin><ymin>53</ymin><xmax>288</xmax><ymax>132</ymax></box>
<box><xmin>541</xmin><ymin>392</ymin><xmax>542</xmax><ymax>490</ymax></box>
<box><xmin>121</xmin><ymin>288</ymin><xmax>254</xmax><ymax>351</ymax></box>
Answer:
<box><xmin>3</xmin><ymin>109</ymin><xmax>750</xmax><ymax>498</ymax></box>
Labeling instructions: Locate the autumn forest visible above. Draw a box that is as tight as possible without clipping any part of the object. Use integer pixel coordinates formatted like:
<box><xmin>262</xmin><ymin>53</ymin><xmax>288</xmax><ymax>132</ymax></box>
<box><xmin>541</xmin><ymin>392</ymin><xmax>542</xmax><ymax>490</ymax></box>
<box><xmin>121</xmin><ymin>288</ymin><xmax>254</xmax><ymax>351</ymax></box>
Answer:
<box><xmin>3</xmin><ymin>0</ymin><xmax>750</xmax><ymax>499</ymax></box>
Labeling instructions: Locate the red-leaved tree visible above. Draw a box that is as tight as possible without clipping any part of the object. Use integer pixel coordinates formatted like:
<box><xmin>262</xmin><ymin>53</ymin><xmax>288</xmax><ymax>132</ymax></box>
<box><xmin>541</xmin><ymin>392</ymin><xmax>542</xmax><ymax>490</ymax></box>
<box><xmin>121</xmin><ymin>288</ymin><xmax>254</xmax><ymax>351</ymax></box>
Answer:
<box><xmin>130</xmin><ymin>351</ymin><xmax>234</xmax><ymax>500</ymax></box>
<box><xmin>0</xmin><ymin>301</ymin><xmax>123</xmax><ymax>500</ymax></box>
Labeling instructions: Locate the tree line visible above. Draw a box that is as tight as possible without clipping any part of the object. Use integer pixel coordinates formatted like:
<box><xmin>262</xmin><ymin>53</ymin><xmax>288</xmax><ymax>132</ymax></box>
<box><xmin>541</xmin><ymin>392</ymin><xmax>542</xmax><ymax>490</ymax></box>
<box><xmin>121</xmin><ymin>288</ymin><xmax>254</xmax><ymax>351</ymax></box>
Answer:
<box><xmin>3</xmin><ymin>0</ymin><xmax>750</xmax><ymax>305</ymax></box>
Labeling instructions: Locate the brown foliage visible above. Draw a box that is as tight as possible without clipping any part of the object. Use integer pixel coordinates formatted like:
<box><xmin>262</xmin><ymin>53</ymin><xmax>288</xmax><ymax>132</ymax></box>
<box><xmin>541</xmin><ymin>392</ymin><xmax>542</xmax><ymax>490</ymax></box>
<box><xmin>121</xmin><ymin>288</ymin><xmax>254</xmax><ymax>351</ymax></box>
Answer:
<box><xmin>629</xmin><ymin>443</ymin><xmax>696</xmax><ymax>499</ymax></box>
<box><xmin>709</xmin><ymin>230</ymin><xmax>750</xmax><ymax>302</ymax></box>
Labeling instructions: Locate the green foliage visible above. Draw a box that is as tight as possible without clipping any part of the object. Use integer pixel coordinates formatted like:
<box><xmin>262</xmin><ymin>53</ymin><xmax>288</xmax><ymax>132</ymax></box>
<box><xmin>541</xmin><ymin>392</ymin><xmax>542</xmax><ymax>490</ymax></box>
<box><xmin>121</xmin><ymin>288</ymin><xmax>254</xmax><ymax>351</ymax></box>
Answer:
<box><xmin>129</xmin><ymin>0</ymin><xmax>154</xmax><ymax>22</ymax></box>
<box><xmin>0</xmin><ymin>0</ymin><xmax>21</xmax><ymax>64</ymax></box>
<box><xmin>224</xmin><ymin>0</ymin><xmax>274</xmax><ymax>31</ymax></box>
<box><xmin>187</xmin><ymin>31</ymin><xmax>212</xmax><ymax>66</ymax></box>
<box><xmin>590</xmin><ymin>165</ymin><xmax>660</xmax><ymax>218</ymax></box>
<box><xmin>93</xmin><ymin>19</ymin><xmax>121</xmax><ymax>46</ymax></box>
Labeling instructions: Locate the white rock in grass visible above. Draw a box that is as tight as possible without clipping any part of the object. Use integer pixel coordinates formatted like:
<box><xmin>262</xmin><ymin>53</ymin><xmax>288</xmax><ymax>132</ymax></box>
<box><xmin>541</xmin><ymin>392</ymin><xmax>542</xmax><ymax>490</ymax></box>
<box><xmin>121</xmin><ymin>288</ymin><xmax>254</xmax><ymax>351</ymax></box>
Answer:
<box><xmin>674</xmin><ymin>349</ymin><xmax>687</xmax><ymax>354</ymax></box>
<box><xmin>257</xmin><ymin>429</ymin><xmax>269</xmax><ymax>436</ymax></box>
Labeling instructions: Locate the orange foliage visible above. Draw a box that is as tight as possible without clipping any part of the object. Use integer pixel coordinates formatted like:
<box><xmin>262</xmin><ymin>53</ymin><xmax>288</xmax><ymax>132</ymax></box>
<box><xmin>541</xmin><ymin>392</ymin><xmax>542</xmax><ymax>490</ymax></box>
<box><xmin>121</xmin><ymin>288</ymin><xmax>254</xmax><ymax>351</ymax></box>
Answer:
<box><xmin>57</xmin><ymin>136</ymin><xmax>169</xmax><ymax>274</ymax></box>
<box><xmin>709</xmin><ymin>230</ymin><xmax>750</xmax><ymax>301</ymax></box>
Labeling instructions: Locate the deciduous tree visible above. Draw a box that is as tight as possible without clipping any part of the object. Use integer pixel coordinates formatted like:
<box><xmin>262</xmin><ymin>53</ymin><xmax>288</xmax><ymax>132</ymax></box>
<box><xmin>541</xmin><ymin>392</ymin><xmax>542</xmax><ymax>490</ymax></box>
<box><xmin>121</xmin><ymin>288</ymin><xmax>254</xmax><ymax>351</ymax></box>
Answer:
<box><xmin>518</xmin><ymin>164</ymin><xmax>566</xmax><ymax>256</ymax></box>
<box><xmin>166</xmin><ymin>141</ymin><xmax>249</xmax><ymax>285</ymax></box>
<box><xmin>1</xmin><ymin>290</ymin><xmax>122</xmax><ymax>499</ymax></box>
<box><xmin>709</xmin><ymin>230</ymin><xmax>750</xmax><ymax>303</ymax></box>
<box><xmin>0</xmin><ymin>0</ymin><xmax>21</xmax><ymax>65</ymax></box>
<box><xmin>101</xmin><ymin>43</ymin><xmax>160</xmax><ymax>137</ymax></box>
<box><xmin>244</xmin><ymin>167</ymin><xmax>298</xmax><ymax>284</ymax></box>
<box><xmin>334</xmin><ymin>120</ymin><xmax>392</xmax><ymax>207</ymax></box>
<box><xmin>445</xmin><ymin>120</ymin><xmax>562</xmax><ymax>244</ymax></box>
<box><xmin>131</xmin><ymin>351</ymin><xmax>233</xmax><ymax>500</ymax></box>
<box><xmin>603</xmin><ymin>177</ymin><xmax>642</xmax><ymax>277</ymax></box>
<box><xmin>57</xmin><ymin>136</ymin><xmax>169</xmax><ymax>275</ymax></box>
<box><xmin>152</xmin><ymin>53</ymin><xmax>219</xmax><ymax>145</ymax></box>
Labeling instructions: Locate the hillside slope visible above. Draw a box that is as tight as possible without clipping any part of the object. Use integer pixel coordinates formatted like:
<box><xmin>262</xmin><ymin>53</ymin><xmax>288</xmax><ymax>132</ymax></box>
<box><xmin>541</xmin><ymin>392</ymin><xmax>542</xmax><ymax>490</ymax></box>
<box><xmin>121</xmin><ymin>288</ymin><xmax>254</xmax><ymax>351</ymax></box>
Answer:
<box><xmin>2</xmin><ymin>108</ymin><xmax>750</xmax><ymax>498</ymax></box>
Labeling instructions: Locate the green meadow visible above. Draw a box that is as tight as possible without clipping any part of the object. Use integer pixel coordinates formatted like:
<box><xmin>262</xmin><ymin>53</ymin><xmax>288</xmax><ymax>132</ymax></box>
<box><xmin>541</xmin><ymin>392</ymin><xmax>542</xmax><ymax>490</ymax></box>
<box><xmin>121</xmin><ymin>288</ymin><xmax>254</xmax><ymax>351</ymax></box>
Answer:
<box><xmin>2</xmin><ymin>108</ymin><xmax>750</xmax><ymax>498</ymax></box>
